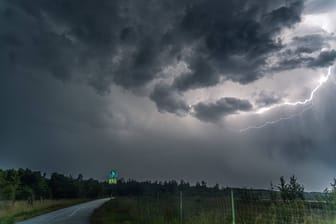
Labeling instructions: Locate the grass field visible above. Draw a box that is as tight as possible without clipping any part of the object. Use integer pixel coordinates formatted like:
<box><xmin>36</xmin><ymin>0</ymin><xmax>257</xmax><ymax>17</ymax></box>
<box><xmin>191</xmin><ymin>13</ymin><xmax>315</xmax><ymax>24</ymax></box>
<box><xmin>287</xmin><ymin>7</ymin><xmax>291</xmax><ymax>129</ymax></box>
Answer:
<box><xmin>91</xmin><ymin>196</ymin><xmax>336</xmax><ymax>224</ymax></box>
<box><xmin>0</xmin><ymin>199</ymin><xmax>88</xmax><ymax>224</ymax></box>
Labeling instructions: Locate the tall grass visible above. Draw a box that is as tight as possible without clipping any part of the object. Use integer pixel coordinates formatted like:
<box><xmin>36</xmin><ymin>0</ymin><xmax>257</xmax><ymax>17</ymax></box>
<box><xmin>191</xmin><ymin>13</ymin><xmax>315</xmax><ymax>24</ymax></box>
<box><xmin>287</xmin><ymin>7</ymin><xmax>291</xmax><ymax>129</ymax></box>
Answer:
<box><xmin>91</xmin><ymin>196</ymin><xmax>336</xmax><ymax>224</ymax></box>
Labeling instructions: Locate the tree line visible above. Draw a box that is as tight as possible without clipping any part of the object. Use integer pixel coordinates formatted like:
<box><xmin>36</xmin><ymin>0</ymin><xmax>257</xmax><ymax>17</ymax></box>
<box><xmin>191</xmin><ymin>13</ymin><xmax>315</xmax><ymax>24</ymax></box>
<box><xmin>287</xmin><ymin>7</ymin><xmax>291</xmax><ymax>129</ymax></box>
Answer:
<box><xmin>1</xmin><ymin>168</ymin><xmax>335</xmax><ymax>204</ymax></box>
<box><xmin>0</xmin><ymin>169</ymin><xmax>105</xmax><ymax>203</ymax></box>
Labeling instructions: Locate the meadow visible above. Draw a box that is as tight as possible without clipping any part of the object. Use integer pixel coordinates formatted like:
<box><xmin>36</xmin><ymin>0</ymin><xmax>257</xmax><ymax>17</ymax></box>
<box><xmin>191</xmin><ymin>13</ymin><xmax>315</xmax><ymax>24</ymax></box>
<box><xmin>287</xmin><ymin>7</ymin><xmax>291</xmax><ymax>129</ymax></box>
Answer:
<box><xmin>91</xmin><ymin>195</ymin><xmax>336</xmax><ymax>224</ymax></box>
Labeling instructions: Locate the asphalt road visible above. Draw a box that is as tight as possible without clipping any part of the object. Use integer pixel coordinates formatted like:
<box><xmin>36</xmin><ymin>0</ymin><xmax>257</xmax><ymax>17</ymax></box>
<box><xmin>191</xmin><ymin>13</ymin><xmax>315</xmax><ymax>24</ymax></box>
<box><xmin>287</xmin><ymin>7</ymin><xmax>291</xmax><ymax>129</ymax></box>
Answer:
<box><xmin>17</xmin><ymin>198</ymin><xmax>110</xmax><ymax>224</ymax></box>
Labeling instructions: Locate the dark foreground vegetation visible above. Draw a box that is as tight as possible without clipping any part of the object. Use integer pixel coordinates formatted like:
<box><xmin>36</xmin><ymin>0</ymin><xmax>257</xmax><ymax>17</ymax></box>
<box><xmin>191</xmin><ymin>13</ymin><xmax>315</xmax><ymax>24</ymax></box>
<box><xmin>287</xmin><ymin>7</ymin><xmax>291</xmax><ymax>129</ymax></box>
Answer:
<box><xmin>92</xmin><ymin>176</ymin><xmax>336</xmax><ymax>224</ymax></box>
<box><xmin>0</xmin><ymin>168</ymin><xmax>104</xmax><ymax>223</ymax></box>
<box><xmin>91</xmin><ymin>195</ymin><xmax>336</xmax><ymax>224</ymax></box>
<box><xmin>0</xmin><ymin>169</ymin><xmax>107</xmax><ymax>202</ymax></box>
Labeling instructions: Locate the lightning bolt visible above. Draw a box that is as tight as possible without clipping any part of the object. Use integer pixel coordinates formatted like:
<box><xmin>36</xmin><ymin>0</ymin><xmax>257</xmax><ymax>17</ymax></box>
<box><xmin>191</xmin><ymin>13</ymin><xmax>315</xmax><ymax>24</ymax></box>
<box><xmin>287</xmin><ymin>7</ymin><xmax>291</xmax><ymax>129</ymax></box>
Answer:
<box><xmin>239</xmin><ymin>105</ymin><xmax>313</xmax><ymax>132</ymax></box>
<box><xmin>239</xmin><ymin>67</ymin><xmax>332</xmax><ymax>133</ymax></box>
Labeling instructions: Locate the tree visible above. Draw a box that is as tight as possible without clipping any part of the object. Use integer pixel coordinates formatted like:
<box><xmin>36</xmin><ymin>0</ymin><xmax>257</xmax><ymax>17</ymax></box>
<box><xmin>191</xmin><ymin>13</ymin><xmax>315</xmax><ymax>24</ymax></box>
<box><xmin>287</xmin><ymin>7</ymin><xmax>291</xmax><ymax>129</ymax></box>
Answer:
<box><xmin>325</xmin><ymin>178</ymin><xmax>336</xmax><ymax>202</ymax></box>
<box><xmin>288</xmin><ymin>175</ymin><xmax>304</xmax><ymax>200</ymax></box>
<box><xmin>0</xmin><ymin>170</ymin><xmax>5</xmax><ymax>199</ymax></box>
<box><xmin>277</xmin><ymin>175</ymin><xmax>304</xmax><ymax>201</ymax></box>
<box><xmin>4</xmin><ymin>169</ymin><xmax>19</xmax><ymax>204</ymax></box>
<box><xmin>278</xmin><ymin>176</ymin><xmax>289</xmax><ymax>201</ymax></box>
<box><xmin>213</xmin><ymin>183</ymin><xmax>219</xmax><ymax>191</ymax></box>
<box><xmin>17</xmin><ymin>169</ymin><xmax>50</xmax><ymax>201</ymax></box>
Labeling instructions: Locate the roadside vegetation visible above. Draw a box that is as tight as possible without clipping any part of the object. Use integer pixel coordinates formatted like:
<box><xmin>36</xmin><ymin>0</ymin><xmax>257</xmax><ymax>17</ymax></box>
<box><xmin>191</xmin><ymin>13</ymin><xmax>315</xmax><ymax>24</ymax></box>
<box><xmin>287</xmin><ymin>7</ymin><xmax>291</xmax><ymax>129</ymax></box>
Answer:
<box><xmin>92</xmin><ymin>176</ymin><xmax>336</xmax><ymax>224</ymax></box>
<box><xmin>91</xmin><ymin>196</ymin><xmax>335</xmax><ymax>224</ymax></box>
<box><xmin>0</xmin><ymin>199</ymin><xmax>87</xmax><ymax>224</ymax></box>
<box><xmin>0</xmin><ymin>168</ymin><xmax>108</xmax><ymax>224</ymax></box>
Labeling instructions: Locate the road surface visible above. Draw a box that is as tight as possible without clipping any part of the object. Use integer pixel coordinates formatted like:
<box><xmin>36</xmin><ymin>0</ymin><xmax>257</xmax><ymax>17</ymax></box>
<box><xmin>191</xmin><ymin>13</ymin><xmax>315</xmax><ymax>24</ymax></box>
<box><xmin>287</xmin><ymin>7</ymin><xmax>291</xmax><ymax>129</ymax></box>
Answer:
<box><xmin>17</xmin><ymin>198</ymin><xmax>110</xmax><ymax>224</ymax></box>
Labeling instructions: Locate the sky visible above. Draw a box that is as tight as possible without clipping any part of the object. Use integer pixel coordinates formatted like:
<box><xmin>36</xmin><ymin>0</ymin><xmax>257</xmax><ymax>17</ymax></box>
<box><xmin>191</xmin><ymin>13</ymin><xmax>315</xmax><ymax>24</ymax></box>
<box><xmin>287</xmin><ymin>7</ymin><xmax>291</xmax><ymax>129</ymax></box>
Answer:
<box><xmin>1</xmin><ymin>0</ymin><xmax>336</xmax><ymax>191</ymax></box>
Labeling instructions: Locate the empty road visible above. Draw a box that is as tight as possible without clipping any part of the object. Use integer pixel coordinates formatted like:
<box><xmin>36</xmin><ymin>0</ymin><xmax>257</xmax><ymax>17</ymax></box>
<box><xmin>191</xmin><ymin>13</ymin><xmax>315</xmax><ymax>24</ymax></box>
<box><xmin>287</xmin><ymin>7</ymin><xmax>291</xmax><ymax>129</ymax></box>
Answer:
<box><xmin>17</xmin><ymin>198</ymin><xmax>110</xmax><ymax>224</ymax></box>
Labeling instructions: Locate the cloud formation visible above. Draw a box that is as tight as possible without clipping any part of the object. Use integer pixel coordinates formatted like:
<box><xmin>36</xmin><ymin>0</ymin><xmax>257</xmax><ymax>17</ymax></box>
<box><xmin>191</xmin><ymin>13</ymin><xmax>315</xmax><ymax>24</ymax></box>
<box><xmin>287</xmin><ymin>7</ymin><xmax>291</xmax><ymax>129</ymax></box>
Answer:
<box><xmin>172</xmin><ymin>0</ymin><xmax>304</xmax><ymax>90</ymax></box>
<box><xmin>1</xmin><ymin>0</ymin><xmax>336</xmax><ymax>191</ymax></box>
<box><xmin>271</xmin><ymin>32</ymin><xmax>336</xmax><ymax>72</ymax></box>
<box><xmin>193</xmin><ymin>97</ymin><xmax>253</xmax><ymax>122</ymax></box>
<box><xmin>255</xmin><ymin>91</ymin><xmax>283</xmax><ymax>107</ymax></box>
<box><xmin>0</xmin><ymin>0</ymin><xmax>322</xmax><ymax>121</ymax></box>
<box><xmin>150</xmin><ymin>84</ymin><xmax>190</xmax><ymax>115</ymax></box>
<box><xmin>305</xmin><ymin>0</ymin><xmax>336</xmax><ymax>13</ymax></box>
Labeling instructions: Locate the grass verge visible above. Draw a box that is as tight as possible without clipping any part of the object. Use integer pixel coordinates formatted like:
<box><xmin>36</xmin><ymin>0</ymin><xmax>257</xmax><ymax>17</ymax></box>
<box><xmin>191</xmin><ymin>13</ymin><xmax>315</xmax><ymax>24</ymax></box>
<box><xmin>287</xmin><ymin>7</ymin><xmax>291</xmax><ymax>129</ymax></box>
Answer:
<box><xmin>0</xmin><ymin>199</ymin><xmax>89</xmax><ymax>224</ymax></box>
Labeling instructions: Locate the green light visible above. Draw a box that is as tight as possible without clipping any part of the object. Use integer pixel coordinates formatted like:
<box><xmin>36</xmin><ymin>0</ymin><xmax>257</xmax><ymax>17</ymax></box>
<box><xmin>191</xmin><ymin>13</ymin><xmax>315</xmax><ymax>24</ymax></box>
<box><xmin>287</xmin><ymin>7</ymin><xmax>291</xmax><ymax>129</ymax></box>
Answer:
<box><xmin>109</xmin><ymin>170</ymin><xmax>118</xmax><ymax>178</ymax></box>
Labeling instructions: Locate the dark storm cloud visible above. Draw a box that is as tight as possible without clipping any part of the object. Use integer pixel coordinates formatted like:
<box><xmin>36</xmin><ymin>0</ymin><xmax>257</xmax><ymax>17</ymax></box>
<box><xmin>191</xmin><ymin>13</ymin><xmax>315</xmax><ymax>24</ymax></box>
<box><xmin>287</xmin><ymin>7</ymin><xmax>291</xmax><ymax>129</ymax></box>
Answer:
<box><xmin>193</xmin><ymin>97</ymin><xmax>253</xmax><ymax>122</ymax></box>
<box><xmin>173</xmin><ymin>58</ymin><xmax>218</xmax><ymax>91</ymax></box>
<box><xmin>275</xmin><ymin>49</ymin><xmax>336</xmax><ymax>71</ymax></box>
<box><xmin>150</xmin><ymin>84</ymin><xmax>190</xmax><ymax>115</ymax></box>
<box><xmin>293</xmin><ymin>35</ymin><xmax>327</xmax><ymax>54</ymax></box>
<box><xmin>273</xmin><ymin>33</ymin><xmax>336</xmax><ymax>71</ymax></box>
<box><xmin>173</xmin><ymin>0</ymin><xmax>304</xmax><ymax>90</ymax></box>
<box><xmin>0</xmin><ymin>0</ymin><xmax>185</xmax><ymax>91</ymax></box>
<box><xmin>2</xmin><ymin>0</ymin><xmax>336</xmax><ymax>193</ymax></box>
<box><xmin>0</xmin><ymin>0</ymin><xmax>310</xmax><ymax>120</ymax></box>
<box><xmin>308</xmin><ymin>50</ymin><xmax>336</xmax><ymax>67</ymax></box>
<box><xmin>1</xmin><ymin>0</ymin><xmax>333</xmax><ymax>125</ymax></box>
<box><xmin>0</xmin><ymin>0</ymin><xmax>333</xmax><ymax>122</ymax></box>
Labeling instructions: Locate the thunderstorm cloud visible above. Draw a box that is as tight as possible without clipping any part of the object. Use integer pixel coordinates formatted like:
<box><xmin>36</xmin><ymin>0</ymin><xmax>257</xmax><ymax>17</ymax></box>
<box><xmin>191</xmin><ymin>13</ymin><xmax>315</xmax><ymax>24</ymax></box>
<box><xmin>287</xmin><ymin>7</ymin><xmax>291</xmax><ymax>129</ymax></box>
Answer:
<box><xmin>193</xmin><ymin>97</ymin><xmax>253</xmax><ymax>122</ymax></box>
<box><xmin>1</xmin><ymin>0</ymin><xmax>336</xmax><ymax>191</ymax></box>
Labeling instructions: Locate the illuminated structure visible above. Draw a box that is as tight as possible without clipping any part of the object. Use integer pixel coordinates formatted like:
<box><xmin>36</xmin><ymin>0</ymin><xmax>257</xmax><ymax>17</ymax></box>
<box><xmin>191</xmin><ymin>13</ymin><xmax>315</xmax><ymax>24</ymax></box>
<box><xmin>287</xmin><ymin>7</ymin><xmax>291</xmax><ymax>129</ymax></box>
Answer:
<box><xmin>108</xmin><ymin>170</ymin><xmax>118</xmax><ymax>184</ymax></box>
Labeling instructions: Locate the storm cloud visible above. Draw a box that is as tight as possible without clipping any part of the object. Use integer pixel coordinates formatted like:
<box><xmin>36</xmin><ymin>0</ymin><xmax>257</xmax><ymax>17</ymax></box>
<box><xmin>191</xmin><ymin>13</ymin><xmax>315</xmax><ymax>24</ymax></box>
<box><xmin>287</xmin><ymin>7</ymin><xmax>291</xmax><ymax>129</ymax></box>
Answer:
<box><xmin>150</xmin><ymin>84</ymin><xmax>190</xmax><ymax>115</ymax></box>
<box><xmin>1</xmin><ymin>0</ymin><xmax>336</xmax><ymax>191</ymax></box>
<box><xmin>193</xmin><ymin>97</ymin><xmax>253</xmax><ymax>122</ymax></box>
<box><xmin>0</xmin><ymin>0</ymin><xmax>320</xmax><ymax>121</ymax></box>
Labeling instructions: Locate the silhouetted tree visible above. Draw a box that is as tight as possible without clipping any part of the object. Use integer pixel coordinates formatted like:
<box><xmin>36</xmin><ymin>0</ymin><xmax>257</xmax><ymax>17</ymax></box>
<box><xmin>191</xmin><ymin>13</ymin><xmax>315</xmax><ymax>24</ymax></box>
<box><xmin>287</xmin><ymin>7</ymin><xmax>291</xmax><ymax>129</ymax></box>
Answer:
<box><xmin>324</xmin><ymin>178</ymin><xmax>336</xmax><ymax>203</ymax></box>
<box><xmin>278</xmin><ymin>176</ymin><xmax>289</xmax><ymax>201</ymax></box>
<box><xmin>288</xmin><ymin>175</ymin><xmax>304</xmax><ymax>200</ymax></box>
<box><xmin>278</xmin><ymin>175</ymin><xmax>304</xmax><ymax>201</ymax></box>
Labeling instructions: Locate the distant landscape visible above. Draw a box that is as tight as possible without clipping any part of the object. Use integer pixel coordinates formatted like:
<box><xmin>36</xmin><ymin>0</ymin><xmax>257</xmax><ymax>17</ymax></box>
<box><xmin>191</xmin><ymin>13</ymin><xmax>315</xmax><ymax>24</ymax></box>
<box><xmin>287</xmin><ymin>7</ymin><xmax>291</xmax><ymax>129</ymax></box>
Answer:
<box><xmin>1</xmin><ymin>169</ymin><xmax>336</xmax><ymax>223</ymax></box>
